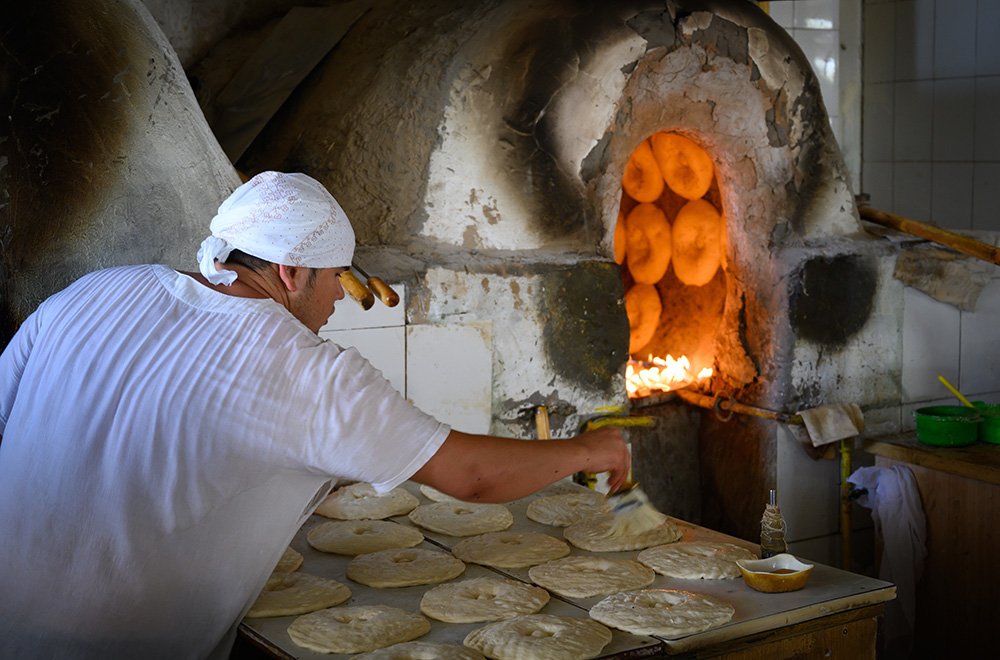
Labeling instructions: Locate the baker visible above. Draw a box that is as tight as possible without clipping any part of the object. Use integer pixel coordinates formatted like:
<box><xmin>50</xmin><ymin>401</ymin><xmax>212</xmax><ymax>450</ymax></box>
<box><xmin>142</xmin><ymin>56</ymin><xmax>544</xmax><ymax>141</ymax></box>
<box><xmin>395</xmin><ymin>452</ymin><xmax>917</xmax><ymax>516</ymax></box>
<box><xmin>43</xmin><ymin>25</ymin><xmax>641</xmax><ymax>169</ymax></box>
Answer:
<box><xmin>0</xmin><ymin>171</ymin><xmax>630</xmax><ymax>659</ymax></box>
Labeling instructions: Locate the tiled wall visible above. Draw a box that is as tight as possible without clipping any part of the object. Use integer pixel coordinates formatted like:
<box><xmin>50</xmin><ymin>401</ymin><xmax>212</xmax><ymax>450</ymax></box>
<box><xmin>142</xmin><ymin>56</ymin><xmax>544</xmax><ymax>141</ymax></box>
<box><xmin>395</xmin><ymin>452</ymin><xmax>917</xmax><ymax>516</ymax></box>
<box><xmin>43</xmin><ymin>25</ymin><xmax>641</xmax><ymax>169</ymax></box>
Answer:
<box><xmin>861</xmin><ymin>0</ymin><xmax>1000</xmax><ymax>233</ymax></box>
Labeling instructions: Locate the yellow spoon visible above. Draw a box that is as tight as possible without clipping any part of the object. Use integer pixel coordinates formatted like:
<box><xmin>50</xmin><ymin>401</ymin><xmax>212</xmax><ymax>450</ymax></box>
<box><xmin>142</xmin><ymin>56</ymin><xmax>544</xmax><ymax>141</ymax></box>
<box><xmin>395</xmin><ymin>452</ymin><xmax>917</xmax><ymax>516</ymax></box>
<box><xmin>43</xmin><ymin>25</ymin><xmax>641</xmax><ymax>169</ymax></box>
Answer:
<box><xmin>938</xmin><ymin>375</ymin><xmax>975</xmax><ymax>409</ymax></box>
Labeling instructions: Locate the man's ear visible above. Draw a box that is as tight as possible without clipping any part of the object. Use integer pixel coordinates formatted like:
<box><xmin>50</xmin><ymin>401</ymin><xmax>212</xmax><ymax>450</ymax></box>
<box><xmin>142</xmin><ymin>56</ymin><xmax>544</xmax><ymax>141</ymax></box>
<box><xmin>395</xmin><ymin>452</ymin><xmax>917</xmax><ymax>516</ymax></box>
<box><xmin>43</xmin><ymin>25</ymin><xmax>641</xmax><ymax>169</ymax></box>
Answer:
<box><xmin>277</xmin><ymin>264</ymin><xmax>303</xmax><ymax>292</ymax></box>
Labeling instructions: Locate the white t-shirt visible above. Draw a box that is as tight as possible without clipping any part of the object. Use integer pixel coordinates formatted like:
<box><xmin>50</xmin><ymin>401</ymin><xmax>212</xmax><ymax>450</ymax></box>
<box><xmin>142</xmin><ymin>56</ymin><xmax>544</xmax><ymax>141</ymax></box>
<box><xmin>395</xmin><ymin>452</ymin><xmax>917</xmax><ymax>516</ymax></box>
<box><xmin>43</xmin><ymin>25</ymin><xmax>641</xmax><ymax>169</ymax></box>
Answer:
<box><xmin>0</xmin><ymin>265</ymin><xmax>450</xmax><ymax>659</ymax></box>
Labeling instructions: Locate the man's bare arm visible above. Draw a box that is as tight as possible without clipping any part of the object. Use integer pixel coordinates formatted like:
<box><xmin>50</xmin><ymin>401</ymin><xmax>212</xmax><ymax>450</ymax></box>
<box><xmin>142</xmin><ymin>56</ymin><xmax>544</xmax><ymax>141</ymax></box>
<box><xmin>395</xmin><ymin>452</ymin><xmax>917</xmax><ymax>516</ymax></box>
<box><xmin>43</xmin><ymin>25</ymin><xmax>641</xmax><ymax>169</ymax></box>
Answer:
<box><xmin>410</xmin><ymin>427</ymin><xmax>630</xmax><ymax>503</ymax></box>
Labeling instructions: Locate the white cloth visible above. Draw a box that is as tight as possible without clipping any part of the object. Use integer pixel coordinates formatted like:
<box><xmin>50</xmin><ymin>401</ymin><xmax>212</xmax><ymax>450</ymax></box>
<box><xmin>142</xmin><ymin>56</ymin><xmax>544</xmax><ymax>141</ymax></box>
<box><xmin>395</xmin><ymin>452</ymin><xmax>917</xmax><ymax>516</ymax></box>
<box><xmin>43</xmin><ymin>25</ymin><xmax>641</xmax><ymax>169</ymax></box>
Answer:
<box><xmin>797</xmin><ymin>403</ymin><xmax>864</xmax><ymax>447</ymax></box>
<box><xmin>847</xmin><ymin>466</ymin><xmax>926</xmax><ymax>655</ymax></box>
<box><xmin>198</xmin><ymin>171</ymin><xmax>355</xmax><ymax>285</ymax></box>
<box><xmin>0</xmin><ymin>265</ymin><xmax>449</xmax><ymax>659</ymax></box>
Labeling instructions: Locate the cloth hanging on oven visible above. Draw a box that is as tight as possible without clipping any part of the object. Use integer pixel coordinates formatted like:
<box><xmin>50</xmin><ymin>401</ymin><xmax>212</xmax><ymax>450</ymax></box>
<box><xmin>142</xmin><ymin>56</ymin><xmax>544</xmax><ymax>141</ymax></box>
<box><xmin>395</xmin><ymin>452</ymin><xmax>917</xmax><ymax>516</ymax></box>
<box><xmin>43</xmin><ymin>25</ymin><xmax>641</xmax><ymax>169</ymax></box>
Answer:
<box><xmin>797</xmin><ymin>403</ymin><xmax>865</xmax><ymax>447</ymax></box>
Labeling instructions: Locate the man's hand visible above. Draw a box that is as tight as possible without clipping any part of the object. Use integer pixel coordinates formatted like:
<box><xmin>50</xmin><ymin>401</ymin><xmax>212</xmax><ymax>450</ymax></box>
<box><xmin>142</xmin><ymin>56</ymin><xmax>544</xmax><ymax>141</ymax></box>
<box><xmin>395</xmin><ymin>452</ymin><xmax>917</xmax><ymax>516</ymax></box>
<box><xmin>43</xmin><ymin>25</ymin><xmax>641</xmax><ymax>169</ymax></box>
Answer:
<box><xmin>412</xmin><ymin>426</ymin><xmax>631</xmax><ymax>503</ymax></box>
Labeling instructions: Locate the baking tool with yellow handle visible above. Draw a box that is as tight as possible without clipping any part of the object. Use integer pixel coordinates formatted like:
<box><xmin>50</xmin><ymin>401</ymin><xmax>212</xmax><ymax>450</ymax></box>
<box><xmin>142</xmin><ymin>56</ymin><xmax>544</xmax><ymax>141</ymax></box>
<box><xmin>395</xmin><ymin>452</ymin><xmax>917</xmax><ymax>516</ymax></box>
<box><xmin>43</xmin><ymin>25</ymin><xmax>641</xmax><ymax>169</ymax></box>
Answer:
<box><xmin>352</xmin><ymin>262</ymin><xmax>400</xmax><ymax>307</ymax></box>
<box><xmin>938</xmin><ymin>375</ymin><xmax>975</xmax><ymax>409</ymax></box>
<box><xmin>338</xmin><ymin>270</ymin><xmax>375</xmax><ymax>310</ymax></box>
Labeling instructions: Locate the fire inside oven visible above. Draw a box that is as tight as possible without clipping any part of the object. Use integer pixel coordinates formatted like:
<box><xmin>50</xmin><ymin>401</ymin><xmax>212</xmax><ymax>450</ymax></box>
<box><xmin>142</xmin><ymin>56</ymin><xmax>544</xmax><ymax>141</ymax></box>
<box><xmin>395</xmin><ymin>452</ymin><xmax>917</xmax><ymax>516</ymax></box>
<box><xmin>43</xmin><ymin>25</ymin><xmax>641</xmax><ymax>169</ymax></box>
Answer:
<box><xmin>618</xmin><ymin>132</ymin><xmax>726</xmax><ymax>399</ymax></box>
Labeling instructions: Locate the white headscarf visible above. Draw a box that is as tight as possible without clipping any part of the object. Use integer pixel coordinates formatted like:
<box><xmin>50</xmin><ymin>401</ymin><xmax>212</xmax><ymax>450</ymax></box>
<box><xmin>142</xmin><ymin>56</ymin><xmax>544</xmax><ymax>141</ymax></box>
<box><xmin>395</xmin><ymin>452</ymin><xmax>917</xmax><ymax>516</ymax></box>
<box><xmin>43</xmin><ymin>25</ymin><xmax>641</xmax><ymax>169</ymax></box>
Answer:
<box><xmin>197</xmin><ymin>171</ymin><xmax>356</xmax><ymax>285</ymax></box>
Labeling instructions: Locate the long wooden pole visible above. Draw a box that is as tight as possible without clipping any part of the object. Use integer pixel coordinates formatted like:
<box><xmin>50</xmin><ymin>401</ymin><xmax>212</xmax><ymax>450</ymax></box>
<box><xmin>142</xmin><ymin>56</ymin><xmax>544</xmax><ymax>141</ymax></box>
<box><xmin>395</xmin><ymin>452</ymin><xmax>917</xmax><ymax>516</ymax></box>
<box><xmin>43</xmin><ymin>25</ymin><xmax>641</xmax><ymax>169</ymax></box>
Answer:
<box><xmin>859</xmin><ymin>205</ymin><xmax>1000</xmax><ymax>266</ymax></box>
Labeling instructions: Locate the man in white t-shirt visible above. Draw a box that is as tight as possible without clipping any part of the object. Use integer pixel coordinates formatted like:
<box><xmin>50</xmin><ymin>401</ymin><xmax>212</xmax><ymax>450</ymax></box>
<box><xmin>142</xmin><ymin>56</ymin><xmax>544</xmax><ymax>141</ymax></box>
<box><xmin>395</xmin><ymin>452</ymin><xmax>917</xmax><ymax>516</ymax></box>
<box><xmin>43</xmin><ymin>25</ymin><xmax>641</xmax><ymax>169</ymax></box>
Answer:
<box><xmin>0</xmin><ymin>171</ymin><xmax>629</xmax><ymax>659</ymax></box>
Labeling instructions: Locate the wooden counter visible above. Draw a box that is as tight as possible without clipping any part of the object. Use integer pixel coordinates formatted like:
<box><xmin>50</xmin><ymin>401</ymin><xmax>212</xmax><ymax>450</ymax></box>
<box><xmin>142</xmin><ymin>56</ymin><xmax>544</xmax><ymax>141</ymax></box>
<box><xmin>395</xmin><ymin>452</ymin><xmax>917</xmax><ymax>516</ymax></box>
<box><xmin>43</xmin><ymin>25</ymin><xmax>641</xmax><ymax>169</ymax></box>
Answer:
<box><xmin>235</xmin><ymin>481</ymin><xmax>894</xmax><ymax>659</ymax></box>
<box><xmin>864</xmin><ymin>432</ymin><xmax>999</xmax><ymax>659</ymax></box>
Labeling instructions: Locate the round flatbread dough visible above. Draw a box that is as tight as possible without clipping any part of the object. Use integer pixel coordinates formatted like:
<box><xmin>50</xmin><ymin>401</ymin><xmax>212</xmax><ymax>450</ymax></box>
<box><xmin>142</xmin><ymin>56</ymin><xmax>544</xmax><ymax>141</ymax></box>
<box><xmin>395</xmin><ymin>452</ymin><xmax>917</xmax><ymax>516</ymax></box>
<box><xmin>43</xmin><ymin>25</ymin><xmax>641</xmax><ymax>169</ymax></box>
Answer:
<box><xmin>315</xmin><ymin>482</ymin><xmax>419</xmax><ymax>520</ymax></box>
<box><xmin>452</xmin><ymin>532</ymin><xmax>570</xmax><ymax>569</ymax></box>
<box><xmin>649</xmin><ymin>132</ymin><xmax>715</xmax><ymax>200</ymax></box>
<box><xmin>307</xmin><ymin>520</ymin><xmax>424</xmax><ymax>555</ymax></box>
<box><xmin>589</xmin><ymin>589</ymin><xmax>735</xmax><ymax>639</ymax></box>
<box><xmin>625</xmin><ymin>203</ymin><xmax>672</xmax><ymax>285</ymax></box>
<box><xmin>354</xmin><ymin>641</ymin><xmax>486</xmax><ymax>660</ymax></box>
<box><xmin>421</xmin><ymin>577</ymin><xmax>550</xmax><ymax>623</ymax></box>
<box><xmin>346</xmin><ymin>547</ymin><xmax>466</xmax><ymax>588</ymax></box>
<box><xmin>528</xmin><ymin>555</ymin><xmax>655</xmax><ymax>599</ymax></box>
<box><xmin>526</xmin><ymin>492</ymin><xmax>610</xmax><ymax>528</ymax></box>
<box><xmin>288</xmin><ymin>605</ymin><xmax>431</xmax><ymax>654</ymax></box>
<box><xmin>621</xmin><ymin>139</ymin><xmax>664</xmax><ymax>203</ymax></box>
<box><xmin>420</xmin><ymin>484</ymin><xmax>459</xmax><ymax>502</ymax></box>
<box><xmin>637</xmin><ymin>541</ymin><xmax>756</xmax><ymax>579</ymax></box>
<box><xmin>273</xmin><ymin>545</ymin><xmax>303</xmax><ymax>572</ymax></box>
<box><xmin>563</xmin><ymin>515</ymin><xmax>682</xmax><ymax>553</ymax></box>
<box><xmin>625</xmin><ymin>284</ymin><xmax>662</xmax><ymax>355</ymax></box>
<box><xmin>245</xmin><ymin>572</ymin><xmax>351</xmax><ymax>618</ymax></box>
<box><xmin>671</xmin><ymin>199</ymin><xmax>725</xmax><ymax>287</ymax></box>
<box><xmin>464</xmin><ymin>614</ymin><xmax>612</xmax><ymax>660</ymax></box>
<box><xmin>409</xmin><ymin>502</ymin><xmax>513</xmax><ymax>537</ymax></box>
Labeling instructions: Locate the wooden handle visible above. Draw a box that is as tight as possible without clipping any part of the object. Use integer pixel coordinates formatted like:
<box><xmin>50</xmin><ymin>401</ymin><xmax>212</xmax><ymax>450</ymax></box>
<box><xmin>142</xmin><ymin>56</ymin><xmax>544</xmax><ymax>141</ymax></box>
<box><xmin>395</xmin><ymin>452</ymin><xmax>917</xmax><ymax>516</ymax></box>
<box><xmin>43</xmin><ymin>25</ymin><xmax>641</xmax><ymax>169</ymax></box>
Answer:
<box><xmin>366</xmin><ymin>276</ymin><xmax>400</xmax><ymax>307</ymax></box>
<box><xmin>338</xmin><ymin>271</ymin><xmax>374</xmax><ymax>310</ymax></box>
<box><xmin>859</xmin><ymin>206</ymin><xmax>1000</xmax><ymax>266</ymax></box>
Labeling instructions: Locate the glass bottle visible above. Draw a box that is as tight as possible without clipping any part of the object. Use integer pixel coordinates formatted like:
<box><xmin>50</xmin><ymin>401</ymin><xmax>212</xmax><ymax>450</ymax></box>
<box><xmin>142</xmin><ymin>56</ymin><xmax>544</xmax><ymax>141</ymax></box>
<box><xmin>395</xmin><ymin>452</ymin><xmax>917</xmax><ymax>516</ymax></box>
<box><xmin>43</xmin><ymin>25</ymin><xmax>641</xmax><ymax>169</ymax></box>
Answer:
<box><xmin>760</xmin><ymin>489</ymin><xmax>787</xmax><ymax>558</ymax></box>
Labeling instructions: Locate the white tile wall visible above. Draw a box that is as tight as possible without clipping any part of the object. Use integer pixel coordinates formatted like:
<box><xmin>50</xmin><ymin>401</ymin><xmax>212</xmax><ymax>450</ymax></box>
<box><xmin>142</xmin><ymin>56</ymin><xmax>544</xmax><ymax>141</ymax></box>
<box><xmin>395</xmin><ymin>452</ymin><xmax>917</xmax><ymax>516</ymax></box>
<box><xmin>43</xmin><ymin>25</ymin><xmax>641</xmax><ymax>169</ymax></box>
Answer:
<box><xmin>893</xmin><ymin>80</ymin><xmax>933</xmax><ymax>160</ymax></box>
<box><xmin>862</xmin><ymin>82</ymin><xmax>894</xmax><ymax>161</ymax></box>
<box><xmin>894</xmin><ymin>0</ymin><xmax>934</xmax><ymax>81</ymax></box>
<box><xmin>932</xmin><ymin>77</ymin><xmax>975</xmax><ymax>162</ymax></box>
<box><xmin>977</xmin><ymin>2</ymin><xmax>1000</xmax><ymax>76</ymax></box>
<box><xmin>892</xmin><ymin>161</ymin><xmax>932</xmax><ymax>222</ymax></box>
<box><xmin>931</xmin><ymin>162</ymin><xmax>974</xmax><ymax>230</ymax></box>
<box><xmin>933</xmin><ymin>0</ymin><xmax>977</xmax><ymax>79</ymax></box>
<box><xmin>901</xmin><ymin>286</ymin><xmax>961</xmax><ymax>402</ymax></box>
<box><xmin>776</xmin><ymin>425</ymin><xmax>841</xmax><ymax>543</ymax></box>
<box><xmin>972</xmin><ymin>163</ymin><xmax>1000</xmax><ymax>231</ymax></box>
<box><xmin>406</xmin><ymin>322</ymin><xmax>493</xmax><ymax>435</ymax></box>
<box><xmin>959</xmin><ymin>279</ymin><xmax>1000</xmax><ymax>395</ymax></box>
<box><xmin>974</xmin><ymin>75</ymin><xmax>1000</xmax><ymax>161</ymax></box>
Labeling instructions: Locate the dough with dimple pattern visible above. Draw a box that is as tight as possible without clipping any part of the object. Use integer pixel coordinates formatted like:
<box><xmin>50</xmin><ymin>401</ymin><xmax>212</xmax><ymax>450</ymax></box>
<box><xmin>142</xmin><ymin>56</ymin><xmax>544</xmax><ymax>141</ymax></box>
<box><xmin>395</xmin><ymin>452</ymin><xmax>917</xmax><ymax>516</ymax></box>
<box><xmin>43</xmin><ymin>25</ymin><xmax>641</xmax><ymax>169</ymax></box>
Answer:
<box><xmin>287</xmin><ymin>605</ymin><xmax>431</xmax><ymax>654</ymax></box>
<box><xmin>408</xmin><ymin>502</ymin><xmax>513</xmax><ymax>536</ymax></box>
<box><xmin>528</xmin><ymin>555</ymin><xmax>655</xmax><ymax>599</ymax></box>
<box><xmin>525</xmin><ymin>493</ymin><xmax>610</xmax><ymax>527</ymax></box>
<box><xmin>563</xmin><ymin>515</ymin><xmax>682</xmax><ymax>552</ymax></box>
<box><xmin>589</xmin><ymin>589</ymin><xmax>734</xmax><ymax>639</ymax></box>
<box><xmin>347</xmin><ymin>547</ymin><xmax>465</xmax><ymax>588</ymax></box>
<box><xmin>452</xmin><ymin>532</ymin><xmax>570</xmax><ymax>569</ymax></box>
<box><xmin>464</xmin><ymin>614</ymin><xmax>612</xmax><ymax>660</ymax></box>
<box><xmin>421</xmin><ymin>577</ymin><xmax>550</xmax><ymax>623</ymax></box>
<box><xmin>637</xmin><ymin>541</ymin><xmax>755</xmax><ymax>579</ymax></box>
<box><xmin>245</xmin><ymin>572</ymin><xmax>350</xmax><ymax>618</ymax></box>
<box><xmin>307</xmin><ymin>519</ymin><xmax>424</xmax><ymax>555</ymax></box>
<box><xmin>315</xmin><ymin>482</ymin><xmax>419</xmax><ymax>520</ymax></box>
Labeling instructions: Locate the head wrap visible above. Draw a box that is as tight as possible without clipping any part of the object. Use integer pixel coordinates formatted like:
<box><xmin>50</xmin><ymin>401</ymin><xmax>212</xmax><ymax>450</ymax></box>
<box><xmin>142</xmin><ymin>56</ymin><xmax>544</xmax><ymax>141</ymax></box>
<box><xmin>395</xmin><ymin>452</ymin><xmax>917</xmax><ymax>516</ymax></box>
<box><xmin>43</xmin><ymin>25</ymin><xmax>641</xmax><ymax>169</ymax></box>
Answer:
<box><xmin>197</xmin><ymin>171</ymin><xmax>355</xmax><ymax>285</ymax></box>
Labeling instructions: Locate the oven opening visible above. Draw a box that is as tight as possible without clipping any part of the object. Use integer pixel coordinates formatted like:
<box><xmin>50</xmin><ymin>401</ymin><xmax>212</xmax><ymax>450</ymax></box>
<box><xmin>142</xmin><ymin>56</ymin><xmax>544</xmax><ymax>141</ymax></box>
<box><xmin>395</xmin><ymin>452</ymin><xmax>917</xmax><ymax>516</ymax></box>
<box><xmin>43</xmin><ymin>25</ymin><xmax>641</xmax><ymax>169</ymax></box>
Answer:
<box><xmin>618</xmin><ymin>132</ymin><xmax>726</xmax><ymax>400</ymax></box>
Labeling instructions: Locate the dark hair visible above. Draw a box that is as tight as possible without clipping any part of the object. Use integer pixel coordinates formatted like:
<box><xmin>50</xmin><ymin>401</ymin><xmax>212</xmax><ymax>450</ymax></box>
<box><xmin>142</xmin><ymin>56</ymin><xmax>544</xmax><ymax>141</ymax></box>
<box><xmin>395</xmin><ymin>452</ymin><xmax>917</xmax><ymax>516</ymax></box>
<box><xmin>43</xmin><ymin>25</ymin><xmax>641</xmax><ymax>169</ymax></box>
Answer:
<box><xmin>224</xmin><ymin>249</ymin><xmax>318</xmax><ymax>285</ymax></box>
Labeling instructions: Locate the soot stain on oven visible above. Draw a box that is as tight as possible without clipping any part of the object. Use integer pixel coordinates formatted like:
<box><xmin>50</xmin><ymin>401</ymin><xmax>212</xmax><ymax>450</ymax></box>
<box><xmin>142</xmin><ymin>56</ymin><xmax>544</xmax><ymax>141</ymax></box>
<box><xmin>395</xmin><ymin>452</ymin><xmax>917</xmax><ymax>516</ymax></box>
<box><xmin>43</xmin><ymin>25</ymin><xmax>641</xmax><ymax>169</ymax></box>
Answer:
<box><xmin>538</xmin><ymin>262</ymin><xmax>627</xmax><ymax>394</ymax></box>
<box><xmin>790</xmin><ymin>255</ymin><xmax>877</xmax><ymax>346</ymax></box>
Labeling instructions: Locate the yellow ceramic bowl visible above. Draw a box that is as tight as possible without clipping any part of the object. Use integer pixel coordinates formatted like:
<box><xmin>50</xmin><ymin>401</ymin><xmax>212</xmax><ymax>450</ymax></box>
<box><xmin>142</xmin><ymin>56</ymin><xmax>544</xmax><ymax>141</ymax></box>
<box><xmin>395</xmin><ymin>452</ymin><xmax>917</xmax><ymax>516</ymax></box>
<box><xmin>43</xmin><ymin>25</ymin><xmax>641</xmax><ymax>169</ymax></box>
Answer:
<box><xmin>736</xmin><ymin>554</ymin><xmax>814</xmax><ymax>593</ymax></box>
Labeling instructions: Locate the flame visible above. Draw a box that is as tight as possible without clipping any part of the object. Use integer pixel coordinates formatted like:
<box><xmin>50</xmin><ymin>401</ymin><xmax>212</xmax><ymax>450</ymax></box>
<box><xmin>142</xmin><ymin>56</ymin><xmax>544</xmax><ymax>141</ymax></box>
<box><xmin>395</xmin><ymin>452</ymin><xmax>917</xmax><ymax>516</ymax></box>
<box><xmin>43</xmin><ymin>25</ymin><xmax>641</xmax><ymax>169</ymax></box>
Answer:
<box><xmin>626</xmin><ymin>355</ymin><xmax>713</xmax><ymax>398</ymax></box>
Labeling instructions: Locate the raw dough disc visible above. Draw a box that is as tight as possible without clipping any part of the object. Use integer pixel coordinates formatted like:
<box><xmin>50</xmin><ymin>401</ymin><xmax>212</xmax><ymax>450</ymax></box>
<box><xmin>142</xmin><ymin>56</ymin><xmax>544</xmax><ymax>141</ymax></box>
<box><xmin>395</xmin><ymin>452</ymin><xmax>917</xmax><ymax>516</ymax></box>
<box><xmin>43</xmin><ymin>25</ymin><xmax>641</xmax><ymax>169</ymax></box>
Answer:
<box><xmin>563</xmin><ymin>515</ymin><xmax>682</xmax><ymax>552</ymax></box>
<box><xmin>589</xmin><ymin>589</ymin><xmax>734</xmax><ymax>639</ymax></box>
<box><xmin>409</xmin><ymin>502</ymin><xmax>514</xmax><ymax>537</ymax></box>
<box><xmin>353</xmin><ymin>641</ymin><xmax>486</xmax><ymax>660</ymax></box>
<box><xmin>307</xmin><ymin>520</ymin><xmax>424</xmax><ymax>555</ymax></box>
<box><xmin>671</xmin><ymin>199</ymin><xmax>725</xmax><ymax>287</ymax></box>
<box><xmin>464</xmin><ymin>614</ymin><xmax>612</xmax><ymax>660</ymax></box>
<box><xmin>625</xmin><ymin>203</ymin><xmax>672</xmax><ymax>285</ymax></box>
<box><xmin>526</xmin><ymin>492</ymin><xmax>610</xmax><ymax>528</ymax></box>
<box><xmin>346</xmin><ymin>547</ymin><xmax>466</xmax><ymax>588</ymax></box>
<box><xmin>245</xmin><ymin>572</ymin><xmax>351</xmax><ymax>618</ymax></box>
<box><xmin>273</xmin><ymin>545</ymin><xmax>303</xmax><ymax>572</ymax></box>
<box><xmin>315</xmin><ymin>482</ymin><xmax>419</xmax><ymax>520</ymax></box>
<box><xmin>452</xmin><ymin>532</ymin><xmax>570</xmax><ymax>569</ymax></box>
<box><xmin>528</xmin><ymin>555</ymin><xmax>655</xmax><ymax>599</ymax></box>
<box><xmin>625</xmin><ymin>284</ymin><xmax>662</xmax><ymax>355</ymax></box>
<box><xmin>420</xmin><ymin>577</ymin><xmax>550</xmax><ymax>623</ymax></box>
<box><xmin>419</xmin><ymin>484</ymin><xmax>459</xmax><ymax>502</ymax></box>
<box><xmin>287</xmin><ymin>605</ymin><xmax>431</xmax><ymax>654</ymax></box>
<box><xmin>621</xmin><ymin>139</ymin><xmax>665</xmax><ymax>203</ymax></box>
<box><xmin>637</xmin><ymin>541</ymin><xmax>755</xmax><ymax>579</ymax></box>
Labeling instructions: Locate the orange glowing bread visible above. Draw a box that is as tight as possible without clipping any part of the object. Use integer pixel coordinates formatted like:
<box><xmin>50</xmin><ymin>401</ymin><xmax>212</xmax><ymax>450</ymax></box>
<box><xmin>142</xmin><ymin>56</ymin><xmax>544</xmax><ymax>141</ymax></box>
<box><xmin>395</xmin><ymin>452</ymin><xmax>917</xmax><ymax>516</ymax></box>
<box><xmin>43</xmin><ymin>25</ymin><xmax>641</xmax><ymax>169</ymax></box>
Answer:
<box><xmin>625</xmin><ymin>284</ymin><xmax>661</xmax><ymax>354</ymax></box>
<box><xmin>614</xmin><ymin>211</ymin><xmax>627</xmax><ymax>265</ymax></box>
<box><xmin>650</xmin><ymin>132</ymin><xmax>714</xmax><ymax>200</ymax></box>
<box><xmin>625</xmin><ymin>203</ymin><xmax>671</xmax><ymax>284</ymax></box>
<box><xmin>671</xmin><ymin>198</ymin><xmax>725</xmax><ymax>286</ymax></box>
<box><xmin>621</xmin><ymin>139</ymin><xmax>664</xmax><ymax>203</ymax></box>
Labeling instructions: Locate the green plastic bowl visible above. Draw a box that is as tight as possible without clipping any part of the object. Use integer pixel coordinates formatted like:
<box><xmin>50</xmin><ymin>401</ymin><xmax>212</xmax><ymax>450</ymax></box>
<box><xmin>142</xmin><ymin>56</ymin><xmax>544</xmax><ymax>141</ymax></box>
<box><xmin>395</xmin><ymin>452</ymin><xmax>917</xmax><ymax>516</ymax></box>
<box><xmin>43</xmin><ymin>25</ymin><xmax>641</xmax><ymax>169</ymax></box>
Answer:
<box><xmin>913</xmin><ymin>406</ymin><xmax>980</xmax><ymax>447</ymax></box>
<box><xmin>973</xmin><ymin>402</ymin><xmax>1000</xmax><ymax>445</ymax></box>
